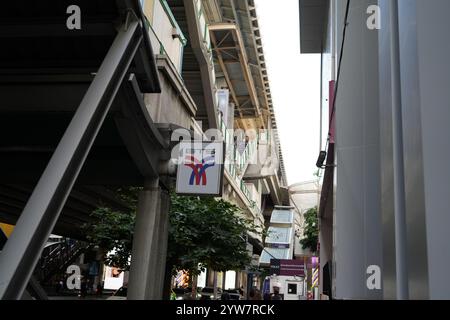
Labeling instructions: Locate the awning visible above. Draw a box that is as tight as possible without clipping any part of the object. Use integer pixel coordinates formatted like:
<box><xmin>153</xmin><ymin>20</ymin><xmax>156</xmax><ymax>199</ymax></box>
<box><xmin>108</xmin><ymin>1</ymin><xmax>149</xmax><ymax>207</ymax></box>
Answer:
<box><xmin>270</xmin><ymin>209</ymin><xmax>294</xmax><ymax>224</ymax></box>
<box><xmin>266</xmin><ymin>227</ymin><xmax>293</xmax><ymax>245</ymax></box>
<box><xmin>259</xmin><ymin>248</ymin><xmax>291</xmax><ymax>266</ymax></box>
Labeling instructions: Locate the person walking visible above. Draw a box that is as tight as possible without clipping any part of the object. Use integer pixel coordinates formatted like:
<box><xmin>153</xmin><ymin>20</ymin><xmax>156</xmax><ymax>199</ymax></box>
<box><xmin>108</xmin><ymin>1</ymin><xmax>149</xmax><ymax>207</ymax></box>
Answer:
<box><xmin>79</xmin><ymin>277</ymin><xmax>87</xmax><ymax>299</ymax></box>
<box><xmin>271</xmin><ymin>286</ymin><xmax>283</xmax><ymax>300</ymax></box>
<box><xmin>253</xmin><ymin>288</ymin><xmax>263</xmax><ymax>300</ymax></box>
<box><xmin>249</xmin><ymin>288</ymin><xmax>262</xmax><ymax>300</ymax></box>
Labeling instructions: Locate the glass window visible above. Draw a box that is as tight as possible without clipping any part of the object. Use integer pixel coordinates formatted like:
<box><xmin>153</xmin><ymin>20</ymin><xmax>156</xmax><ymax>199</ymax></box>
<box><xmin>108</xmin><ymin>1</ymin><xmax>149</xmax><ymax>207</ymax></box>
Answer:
<box><xmin>288</xmin><ymin>283</ymin><xmax>297</xmax><ymax>295</ymax></box>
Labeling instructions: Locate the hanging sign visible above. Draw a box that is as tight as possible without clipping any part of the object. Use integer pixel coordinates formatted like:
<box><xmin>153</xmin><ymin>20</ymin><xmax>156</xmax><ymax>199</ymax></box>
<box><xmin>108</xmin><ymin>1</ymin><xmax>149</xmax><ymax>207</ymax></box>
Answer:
<box><xmin>176</xmin><ymin>141</ymin><xmax>225</xmax><ymax>196</ymax></box>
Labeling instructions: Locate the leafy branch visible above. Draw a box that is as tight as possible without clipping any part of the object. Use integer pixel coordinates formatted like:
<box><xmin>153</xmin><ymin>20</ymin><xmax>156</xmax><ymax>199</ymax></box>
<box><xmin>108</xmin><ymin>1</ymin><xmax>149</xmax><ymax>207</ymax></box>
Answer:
<box><xmin>300</xmin><ymin>207</ymin><xmax>319</xmax><ymax>253</ymax></box>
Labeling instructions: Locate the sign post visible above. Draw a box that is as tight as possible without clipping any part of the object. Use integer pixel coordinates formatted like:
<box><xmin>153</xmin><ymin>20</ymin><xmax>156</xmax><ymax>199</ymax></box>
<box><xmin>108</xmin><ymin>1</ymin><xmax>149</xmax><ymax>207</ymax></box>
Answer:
<box><xmin>175</xmin><ymin>141</ymin><xmax>225</xmax><ymax>196</ymax></box>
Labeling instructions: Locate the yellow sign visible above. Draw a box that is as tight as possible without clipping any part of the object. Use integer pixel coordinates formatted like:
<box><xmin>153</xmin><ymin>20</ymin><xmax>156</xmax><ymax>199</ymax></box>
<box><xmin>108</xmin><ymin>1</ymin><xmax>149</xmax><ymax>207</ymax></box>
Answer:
<box><xmin>0</xmin><ymin>223</ymin><xmax>14</xmax><ymax>238</ymax></box>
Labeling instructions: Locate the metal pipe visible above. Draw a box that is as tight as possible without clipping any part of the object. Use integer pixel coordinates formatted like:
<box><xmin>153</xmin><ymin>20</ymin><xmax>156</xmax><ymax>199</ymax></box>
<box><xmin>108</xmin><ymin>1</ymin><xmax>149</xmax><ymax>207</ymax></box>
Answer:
<box><xmin>319</xmin><ymin>49</ymin><xmax>323</xmax><ymax>152</ymax></box>
<box><xmin>389</xmin><ymin>0</ymin><xmax>409</xmax><ymax>300</ymax></box>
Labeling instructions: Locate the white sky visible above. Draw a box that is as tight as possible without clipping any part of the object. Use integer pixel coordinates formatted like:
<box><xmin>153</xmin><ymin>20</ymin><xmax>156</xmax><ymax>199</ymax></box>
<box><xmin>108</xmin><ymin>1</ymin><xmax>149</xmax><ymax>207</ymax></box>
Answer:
<box><xmin>255</xmin><ymin>0</ymin><xmax>321</xmax><ymax>186</ymax></box>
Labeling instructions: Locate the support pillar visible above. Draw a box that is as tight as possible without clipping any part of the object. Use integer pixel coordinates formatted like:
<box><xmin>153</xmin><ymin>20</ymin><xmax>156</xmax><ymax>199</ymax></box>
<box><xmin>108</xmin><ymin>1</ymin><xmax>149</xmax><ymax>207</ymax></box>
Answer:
<box><xmin>127</xmin><ymin>178</ymin><xmax>170</xmax><ymax>300</ymax></box>
<box><xmin>207</xmin><ymin>270</ymin><xmax>215</xmax><ymax>287</ymax></box>
<box><xmin>153</xmin><ymin>188</ymin><xmax>170</xmax><ymax>299</ymax></box>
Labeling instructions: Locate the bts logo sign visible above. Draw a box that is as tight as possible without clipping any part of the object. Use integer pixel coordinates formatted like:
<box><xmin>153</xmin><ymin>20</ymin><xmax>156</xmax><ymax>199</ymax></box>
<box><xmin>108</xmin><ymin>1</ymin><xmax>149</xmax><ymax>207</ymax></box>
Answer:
<box><xmin>176</xmin><ymin>141</ymin><xmax>224</xmax><ymax>196</ymax></box>
<box><xmin>184</xmin><ymin>154</ymin><xmax>215</xmax><ymax>186</ymax></box>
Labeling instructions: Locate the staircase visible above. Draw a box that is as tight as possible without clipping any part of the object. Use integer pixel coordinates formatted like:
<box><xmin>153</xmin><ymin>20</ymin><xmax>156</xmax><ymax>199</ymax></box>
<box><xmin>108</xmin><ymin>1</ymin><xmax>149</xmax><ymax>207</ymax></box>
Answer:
<box><xmin>34</xmin><ymin>239</ymin><xmax>89</xmax><ymax>284</ymax></box>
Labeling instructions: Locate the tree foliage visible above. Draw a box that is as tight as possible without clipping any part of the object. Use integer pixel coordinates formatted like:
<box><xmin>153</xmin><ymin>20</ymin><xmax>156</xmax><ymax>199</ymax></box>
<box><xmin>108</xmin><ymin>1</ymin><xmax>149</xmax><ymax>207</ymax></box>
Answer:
<box><xmin>82</xmin><ymin>188</ymin><xmax>139</xmax><ymax>271</ymax></box>
<box><xmin>84</xmin><ymin>207</ymin><xmax>135</xmax><ymax>270</ymax></box>
<box><xmin>300</xmin><ymin>207</ymin><xmax>319</xmax><ymax>253</ymax></box>
<box><xmin>83</xmin><ymin>189</ymin><xmax>263</xmax><ymax>275</ymax></box>
<box><xmin>168</xmin><ymin>194</ymin><xmax>262</xmax><ymax>276</ymax></box>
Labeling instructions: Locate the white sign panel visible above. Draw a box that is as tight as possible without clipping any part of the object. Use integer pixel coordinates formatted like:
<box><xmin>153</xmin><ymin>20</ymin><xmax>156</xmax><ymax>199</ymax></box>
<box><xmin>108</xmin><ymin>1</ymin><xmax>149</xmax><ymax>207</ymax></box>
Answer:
<box><xmin>217</xmin><ymin>89</ymin><xmax>229</xmax><ymax>119</ymax></box>
<box><xmin>176</xmin><ymin>141</ymin><xmax>224</xmax><ymax>196</ymax></box>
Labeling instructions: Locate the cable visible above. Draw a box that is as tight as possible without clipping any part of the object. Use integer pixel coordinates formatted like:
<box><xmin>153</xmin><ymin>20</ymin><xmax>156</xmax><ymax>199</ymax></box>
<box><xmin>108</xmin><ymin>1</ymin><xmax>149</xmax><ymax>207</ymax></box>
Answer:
<box><xmin>326</xmin><ymin>0</ymin><xmax>351</xmax><ymax>145</ymax></box>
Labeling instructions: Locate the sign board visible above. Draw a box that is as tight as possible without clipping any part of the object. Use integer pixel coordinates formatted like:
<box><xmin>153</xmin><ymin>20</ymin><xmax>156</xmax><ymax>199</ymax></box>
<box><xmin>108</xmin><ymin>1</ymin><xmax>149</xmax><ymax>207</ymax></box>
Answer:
<box><xmin>270</xmin><ymin>259</ymin><xmax>281</xmax><ymax>275</ymax></box>
<box><xmin>217</xmin><ymin>89</ymin><xmax>230</xmax><ymax>121</ymax></box>
<box><xmin>176</xmin><ymin>141</ymin><xmax>225</xmax><ymax>196</ymax></box>
<box><xmin>270</xmin><ymin>259</ymin><xmax>305</xmax><ymax>277</ymax></box>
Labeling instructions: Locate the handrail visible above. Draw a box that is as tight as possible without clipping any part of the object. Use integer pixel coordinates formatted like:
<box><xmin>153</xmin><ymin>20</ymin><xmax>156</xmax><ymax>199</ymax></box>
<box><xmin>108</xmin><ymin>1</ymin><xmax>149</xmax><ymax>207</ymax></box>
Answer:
<box><xmin>219</xmin><ymin>114</ymin><xmax>261</xmax><ymax>215</ymax></box>
<box><xmin>145</xmin><ymin>12</ymin><xmax>184</xmax><ymax>75</ymax></box>
<box><xmin>35</xmin><ymin>239</ymin><xmax>88</xmax><ymax>284</ymax></box>
<box><xmin>159</xmin><ymin>0</ymin><xmax>188</xmax><ymax>46</ymax></box>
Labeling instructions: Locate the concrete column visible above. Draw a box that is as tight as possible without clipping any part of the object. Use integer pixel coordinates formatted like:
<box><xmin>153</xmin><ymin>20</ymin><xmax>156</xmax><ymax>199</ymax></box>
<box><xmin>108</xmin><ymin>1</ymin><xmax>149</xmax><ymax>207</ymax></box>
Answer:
<box><xmin>128</xmin><ymin>178</ymin><xmax>169</xmax><ymax>300</ymax></box>
<box><xmin>154</xmin><ymin>189</ymin><xmax>170</xmax><ymax>299</ymax></box>
<box><xmin>207</xmin><ymin>270</ymin><xmax>215</xmax><ymax>287</ymax></box>
<box><xmin>222</xmin><ymin>272</ymin><xmax>226</xmax><ymax>290</ymax></box>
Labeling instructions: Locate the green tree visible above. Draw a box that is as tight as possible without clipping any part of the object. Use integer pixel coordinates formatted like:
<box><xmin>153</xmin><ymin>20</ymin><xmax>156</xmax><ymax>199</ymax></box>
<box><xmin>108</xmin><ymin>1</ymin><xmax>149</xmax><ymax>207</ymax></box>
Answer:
<box><xmin>82</xmin><ymin>188</ymin><xmax>139</xmax><ymax>271</ymax></box>
<box><xmin>300</xmin><ymin>207</ymin><xmax>319</xmax><ymax>253</ymax></box>
<box><xmin>167</xmin><ymin>194</ymin><xmax>262</xmax><ymax>277</ymax></box>
<box><xmin>83</xmin><ymin>189</ymin><xmax>263</xmax><ymax>281</ymax></box>
<box><xmin>84</xmin><ymin>207</ymin><xmax>135</xmax><ymax>271</ymax></box>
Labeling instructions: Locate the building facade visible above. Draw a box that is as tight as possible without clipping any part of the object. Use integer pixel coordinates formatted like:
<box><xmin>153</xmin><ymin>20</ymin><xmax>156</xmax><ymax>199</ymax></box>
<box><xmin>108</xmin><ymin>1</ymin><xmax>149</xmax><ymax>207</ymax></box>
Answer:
<box><xmin>0</xmin><ymin>0</ymin><xmax>286</xmax><ymax>300</ymax></box>
<box><xmin>300</xmin><ymin>0</ymin><xmax>450</xmax><ymax>299</ymax></box>
<box><xmin>132</xmin><ymin>0</ymin><xmax>289</xmax><ymax>298</ymax></box>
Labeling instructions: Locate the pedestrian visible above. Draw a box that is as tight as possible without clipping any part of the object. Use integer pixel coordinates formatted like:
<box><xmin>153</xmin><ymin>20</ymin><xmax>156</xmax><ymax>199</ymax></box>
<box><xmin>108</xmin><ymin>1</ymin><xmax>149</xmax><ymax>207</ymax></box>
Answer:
<box><xmin>249</xmin><ymin>287</ymin><xmax>262</xmax><ymax>300</ymax></box>
<box><xmin>96</xmin><ymin>282</ymin><xmax>103</xmax><ymax>296</ymax></box>
<box><xmin>248</xmin><ymin>288</ymin><xmax>255</xmax><ymax>300</ymax></box>
<box><xmin>79</xmin><ymin>277</ymin><xmax>87</xmax><ymax>299</ymax></box>
<box><xmin>253</xmin><ymin>288</ymin><xmax>263</xmax><ymax>300</ymax></box>
<box><xmin>58</xmin><ymin>279</ymin><xmax>64</xmax><ymax>293</ymax></box>
<box><xmin>271</xmin><ymin>286</ymin><xmax>283</xmax><ymax>300</ymax></box>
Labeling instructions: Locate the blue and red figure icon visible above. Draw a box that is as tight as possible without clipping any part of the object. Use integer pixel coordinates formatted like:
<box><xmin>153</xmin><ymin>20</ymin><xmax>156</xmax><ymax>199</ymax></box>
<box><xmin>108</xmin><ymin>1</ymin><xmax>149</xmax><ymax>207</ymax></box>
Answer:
<box><xmin>184</xmin><ymin>155</ymin><xmax>215</xmax><ymax>186</ymax></box>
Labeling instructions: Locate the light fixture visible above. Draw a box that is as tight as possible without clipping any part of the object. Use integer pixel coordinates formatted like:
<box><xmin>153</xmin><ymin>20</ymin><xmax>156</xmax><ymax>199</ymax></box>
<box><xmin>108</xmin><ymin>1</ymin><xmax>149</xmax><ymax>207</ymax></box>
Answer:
<box><xmin>316</xmin><ymin>151</ymin><xmax>327</xmax><ymax>169</ymax></box>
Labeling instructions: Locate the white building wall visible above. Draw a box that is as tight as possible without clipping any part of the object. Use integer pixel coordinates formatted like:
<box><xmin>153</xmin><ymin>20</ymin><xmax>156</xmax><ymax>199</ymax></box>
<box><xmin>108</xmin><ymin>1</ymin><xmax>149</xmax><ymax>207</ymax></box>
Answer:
<box><xmin>413</xmin><ymin>0</ymin><xmax>450</xmax><ymax>299</ymax></box>
<box><xmin>332</xmin><ymin>0</ymin><xmax>383</xmax><ymax>300</ymax></box>
<box><xmin>329</xmin><ymin>0</ymin><xmax>450</xmax><ymax>300</ymax></box>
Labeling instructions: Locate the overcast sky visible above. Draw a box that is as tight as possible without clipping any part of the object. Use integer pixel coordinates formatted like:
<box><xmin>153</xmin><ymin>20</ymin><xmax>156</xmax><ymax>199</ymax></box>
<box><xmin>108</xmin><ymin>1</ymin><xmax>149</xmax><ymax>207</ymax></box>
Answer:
<box><xmin>255</xmin><ymin>0</ymin><xmax>321</xmax><ymax>186</ymax></box>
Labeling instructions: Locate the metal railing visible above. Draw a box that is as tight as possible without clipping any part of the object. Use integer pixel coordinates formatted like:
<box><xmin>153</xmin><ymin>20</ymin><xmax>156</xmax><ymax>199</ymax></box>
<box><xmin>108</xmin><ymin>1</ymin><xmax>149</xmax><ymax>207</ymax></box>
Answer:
<box><xmin>144</xmin><ymin>1</ymin><xmax>186</xmax><ymax>74</ymax></box>
<box><xmin>34</xmin><ymin>239</ymin><xmax>88</xmax><ymax>284</ymax></box>
<box><xmin>219</xmin><ymin>114</ymin><xmax>261</xmax><ymax>214</ymax></box>
<box><xmin>194</xmin><ymin>0</ymin><xmax>214</xmax><ymax>65</ymax></box>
